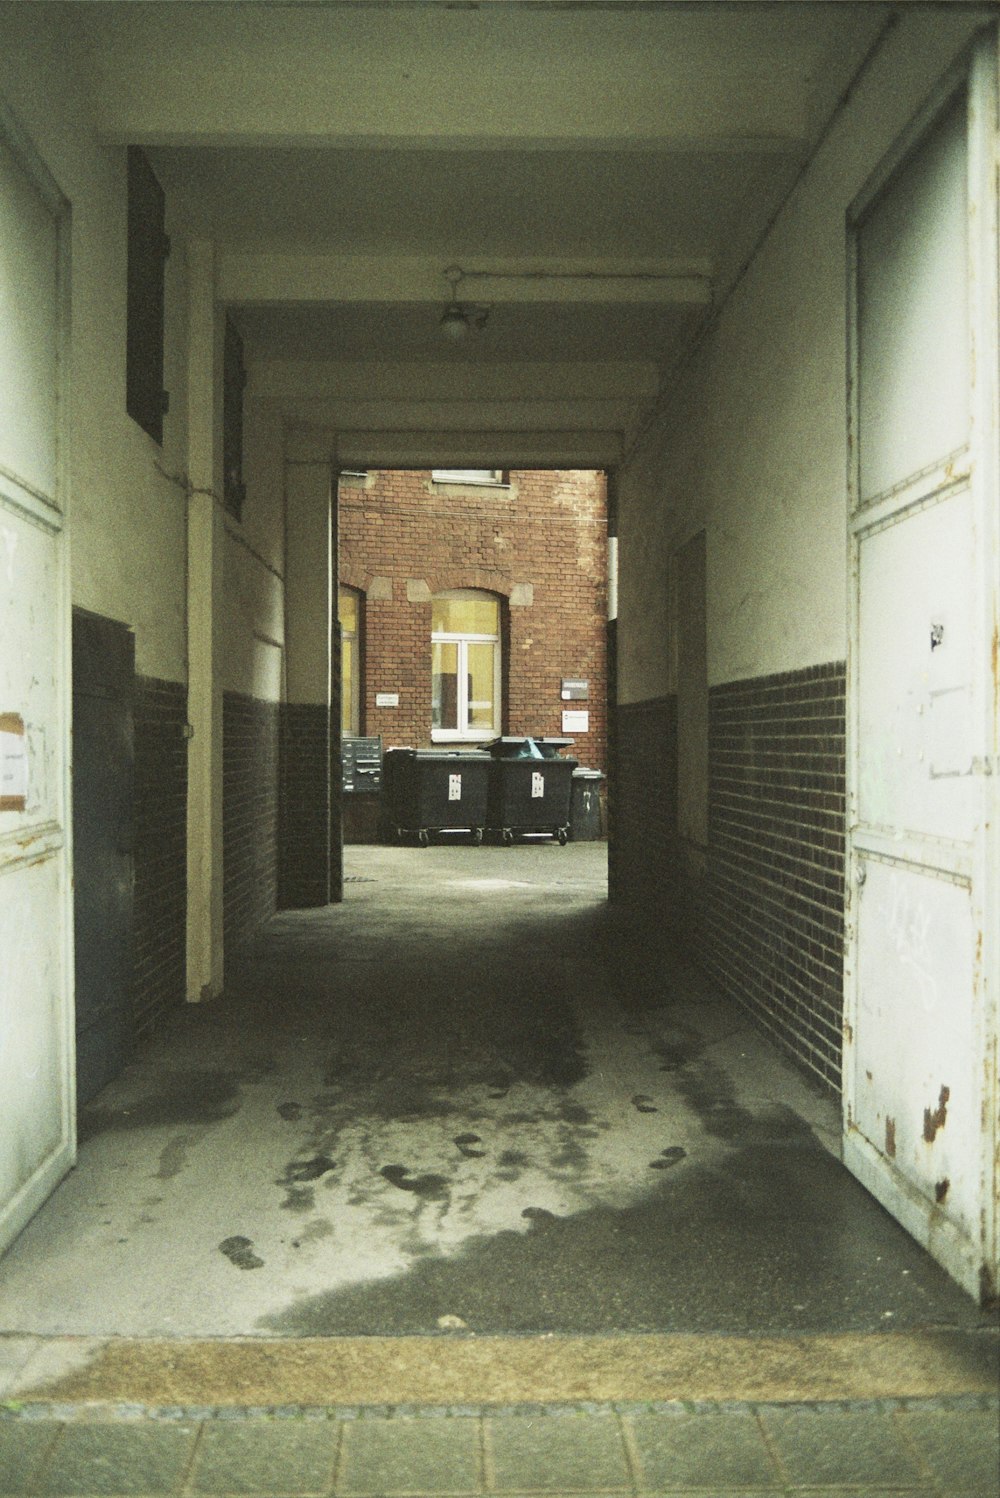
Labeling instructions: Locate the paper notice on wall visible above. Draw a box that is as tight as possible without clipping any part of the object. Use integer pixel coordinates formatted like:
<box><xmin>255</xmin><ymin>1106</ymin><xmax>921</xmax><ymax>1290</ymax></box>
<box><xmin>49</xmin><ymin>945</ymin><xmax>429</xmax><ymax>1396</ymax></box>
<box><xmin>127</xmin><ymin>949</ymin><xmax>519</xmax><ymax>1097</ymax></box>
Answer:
<box><xmin>0</xmin><ymin>714</ymin><xmax>28</xmax><ymax>811</ymax></box>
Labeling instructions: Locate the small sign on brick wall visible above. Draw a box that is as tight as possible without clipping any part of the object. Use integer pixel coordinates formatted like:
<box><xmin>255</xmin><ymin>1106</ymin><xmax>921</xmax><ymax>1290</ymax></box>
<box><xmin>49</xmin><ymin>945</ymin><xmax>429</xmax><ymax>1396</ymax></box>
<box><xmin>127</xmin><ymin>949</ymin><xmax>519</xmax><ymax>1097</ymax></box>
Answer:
<box><xmin>375</xmin><ymin>692</ymin><xmax>399</xmax><ymax>708</ymax></box>
<box><xmin>562</xmin><ymin>709</ymin><xmax>589</xmax><ymax>733</ymax></box>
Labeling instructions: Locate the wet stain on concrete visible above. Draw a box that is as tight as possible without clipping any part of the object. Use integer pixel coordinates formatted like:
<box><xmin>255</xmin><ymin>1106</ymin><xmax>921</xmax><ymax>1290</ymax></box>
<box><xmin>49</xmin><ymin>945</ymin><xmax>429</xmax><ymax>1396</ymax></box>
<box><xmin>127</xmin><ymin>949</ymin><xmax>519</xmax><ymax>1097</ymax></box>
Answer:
<box><xmin>380</xmin><ymin>1165</ymin><xmax>450</xmax><ymax>1200</ymax></box>
<box><xmin>498</xmin><ymin>1149</ymin><xmax>530</xmax><ymax>1169</ymax></box>
<box><xmin>78</xmin><ymin>1072</ymin><xmax>241</xmax><ymax>1140</ymax></box>
<box><xmin>284</xmin><ymin>1155</ymin><xmax>337</xmax><ymax>1183</ymax></box>
<box><xmin>219</xmin><ymin>1235</ymin><xmax>264</xmax><ymax>1270</ymax></box>
<box><xmin>260</xmin><ymin>1134</ymin><xmax>976</xmax><ymax>1337</ymax></box>
<box><xmin>154</xmin><ymin>1134</ymin><xmax>194</xmax><ymax>1181</ymax></box>
<box><xmin>277</xmin><ymin>1101</ymin><xmax>303</xmax><ymax>1121</ymax></box>
<box><xmin>280</xmin><ymin>1185</ymin><xmax>315</xmax><ymax>1214</ymax></box>
<box><xmin>632</xmin><ymin>1093</ymin><xmax>658</xmax><ymax>1114</ymax></box>
<box><xmin>521</xmin><ymin>1206</ymin><xmax>557</xmax><ymax>1225</ymax></box>
<box><xmin>454</xmin><ymin>1133</ymin><xmax>487</xmax><ymax>1158</ymax></box>
<box><xmin>649</xmin><ymin>1146</ymin><xmax>687</xmax><ymax>1170</ymax></box>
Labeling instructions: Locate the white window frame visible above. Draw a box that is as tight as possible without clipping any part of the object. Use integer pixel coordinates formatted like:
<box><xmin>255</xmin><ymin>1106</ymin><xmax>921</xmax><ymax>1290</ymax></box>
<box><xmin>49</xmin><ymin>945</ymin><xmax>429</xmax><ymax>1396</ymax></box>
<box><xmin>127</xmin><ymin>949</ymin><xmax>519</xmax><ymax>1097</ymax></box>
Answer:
<box><xmin>431</xmin><ymin>469</ymin><xmax>505</xmax><ymax>486</ymax></box>
<box><xmin>431</xmin><ymin>591</ymin><xmax>501</xmax><ymax>742</ymax></box>
<box><xmin>338</xmin><ymin>585</ymin><xmax>362</xmax><ymax>737</ymax></box>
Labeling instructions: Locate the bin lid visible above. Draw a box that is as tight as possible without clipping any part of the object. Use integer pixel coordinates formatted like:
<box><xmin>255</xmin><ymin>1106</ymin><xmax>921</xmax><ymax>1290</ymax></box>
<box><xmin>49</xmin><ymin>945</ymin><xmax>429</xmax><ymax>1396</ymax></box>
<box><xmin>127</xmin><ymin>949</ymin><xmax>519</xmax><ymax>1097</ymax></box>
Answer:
<box><xmin>535</xmin><ymin>737</ymin><xmax>575</xmax><ymax>756</ymax></box>
<box><xmin>484</xmin><ymin>736</ymin><xmax>544</xmax><ymax>758</ymax></box>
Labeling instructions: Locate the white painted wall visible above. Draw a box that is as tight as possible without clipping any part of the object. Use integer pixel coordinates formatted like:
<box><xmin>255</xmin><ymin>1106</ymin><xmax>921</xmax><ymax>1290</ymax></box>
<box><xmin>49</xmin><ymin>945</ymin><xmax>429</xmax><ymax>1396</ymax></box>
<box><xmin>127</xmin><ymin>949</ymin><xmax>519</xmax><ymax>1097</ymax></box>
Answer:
<box><xmin>220</xmin><ymin>386</ymin><xmax>286</xmax><ymax>702</ymax></box>
<box><xmin>617</xmin><ymin>10</ymin><xmax>987</xmax><ymax>701</ymax></box>
<box><xmin>0</xmin><ymin>9</ymin><xmax>188</xmax><ymax>684</ymax></box>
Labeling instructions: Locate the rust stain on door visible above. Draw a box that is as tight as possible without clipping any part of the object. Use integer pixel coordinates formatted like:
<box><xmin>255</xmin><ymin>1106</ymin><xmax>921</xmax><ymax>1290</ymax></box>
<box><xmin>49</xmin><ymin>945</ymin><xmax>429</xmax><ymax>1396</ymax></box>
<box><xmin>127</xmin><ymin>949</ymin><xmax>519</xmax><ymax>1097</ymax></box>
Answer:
<box><xmin>923</xmin><ymin>1085</ymin><xmax>950</xmax><ymax>1143</ymax></box>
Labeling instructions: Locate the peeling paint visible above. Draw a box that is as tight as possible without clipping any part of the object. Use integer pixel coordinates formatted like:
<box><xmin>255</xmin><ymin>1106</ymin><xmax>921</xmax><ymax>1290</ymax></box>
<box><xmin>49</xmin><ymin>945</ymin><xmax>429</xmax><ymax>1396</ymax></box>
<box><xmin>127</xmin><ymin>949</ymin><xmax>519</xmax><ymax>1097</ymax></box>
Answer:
<box><xmin>934</xmin><ymin>1178</ymin><xmax>949</xmax><ymax>1203</ymax></box>
<box><xmin>922</xmin><ymin>1085</ymin><xmax>950</xmax><ymax>1144</ymax></box>
<box><xmin>885</xmin><ymin>1117</ymin><xmax>896</xmax><ymax>1158</ymax></box>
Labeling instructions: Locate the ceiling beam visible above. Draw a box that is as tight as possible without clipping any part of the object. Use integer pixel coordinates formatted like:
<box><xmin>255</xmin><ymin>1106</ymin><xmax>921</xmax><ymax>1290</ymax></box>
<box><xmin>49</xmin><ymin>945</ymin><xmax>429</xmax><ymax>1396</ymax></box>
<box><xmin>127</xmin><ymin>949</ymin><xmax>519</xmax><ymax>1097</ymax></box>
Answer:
<box><xmin>221</xmin><ymin>254</ymin><xmax>713</xmax><ymax>307</ymax></box>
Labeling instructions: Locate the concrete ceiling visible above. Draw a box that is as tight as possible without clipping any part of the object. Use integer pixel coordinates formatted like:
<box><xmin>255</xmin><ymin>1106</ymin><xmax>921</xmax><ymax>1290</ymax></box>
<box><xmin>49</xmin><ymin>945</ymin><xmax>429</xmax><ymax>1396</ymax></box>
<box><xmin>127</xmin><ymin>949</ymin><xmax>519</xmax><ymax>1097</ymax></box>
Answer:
<box><xmin>67</xmin><ymin>0</ymin><xmax>899</xmax><ymax>464</ymax></box>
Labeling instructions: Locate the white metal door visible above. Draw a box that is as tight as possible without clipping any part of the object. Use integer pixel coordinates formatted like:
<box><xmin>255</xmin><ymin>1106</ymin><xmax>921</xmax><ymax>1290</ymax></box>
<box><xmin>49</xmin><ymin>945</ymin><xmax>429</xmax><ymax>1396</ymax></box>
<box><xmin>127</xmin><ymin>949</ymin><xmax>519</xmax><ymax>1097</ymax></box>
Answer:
<box><xmin>0</xmin><ymin>107</ymin><xmax>74</xmax><ymax>1255</ymax></box>
<box><xmin>845</xmin><ymin>39</ymin><xmax>999</xmax><ymax>1302</ymax></box>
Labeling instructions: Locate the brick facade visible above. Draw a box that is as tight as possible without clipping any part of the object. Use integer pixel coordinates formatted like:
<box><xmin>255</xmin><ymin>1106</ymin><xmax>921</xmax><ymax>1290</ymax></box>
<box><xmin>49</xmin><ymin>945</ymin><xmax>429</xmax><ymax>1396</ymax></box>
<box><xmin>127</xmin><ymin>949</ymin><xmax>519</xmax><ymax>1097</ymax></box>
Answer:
<box><xmin>615</xmin><ymin>663</ymin><xmax>846</xmax><ymax>1095</ymax></box>
<box><xmin>223</xmin><ymin>691</ymin><xmax>280</xmax><ymax>961</ymax></box>
<box><xmin>133</xmin><ymin>676</ymin><xmax>188</xmax><ymax>1037</ymax></box>
<box><xmin>338</xmin><ymin>470</ymin><xmax>608</xmax><ymax>773</ymax></box>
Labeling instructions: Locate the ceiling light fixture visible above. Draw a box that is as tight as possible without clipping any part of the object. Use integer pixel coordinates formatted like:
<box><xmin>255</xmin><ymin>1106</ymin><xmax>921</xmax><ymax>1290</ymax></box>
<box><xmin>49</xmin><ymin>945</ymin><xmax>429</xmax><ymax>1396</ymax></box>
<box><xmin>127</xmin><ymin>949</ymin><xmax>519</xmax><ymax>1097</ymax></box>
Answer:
<box><xmin>440</xmin><ymin>266</ymin><xmax>490</xmax><ymax>340</ymax></box>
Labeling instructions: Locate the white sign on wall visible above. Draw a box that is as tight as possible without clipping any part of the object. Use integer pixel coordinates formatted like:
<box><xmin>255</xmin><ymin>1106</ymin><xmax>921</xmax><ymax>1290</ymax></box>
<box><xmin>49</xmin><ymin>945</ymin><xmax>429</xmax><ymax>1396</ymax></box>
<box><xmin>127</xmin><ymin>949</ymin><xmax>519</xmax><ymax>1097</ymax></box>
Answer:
<box><xmin>562</xmin><ymin>709</ymin><xmax>589</xmax><ymax>733</ymax></box>
<box><xmin>375</xmin><ymin>692</ymin><xmax>399</xmax><ymax>708</ymax></box>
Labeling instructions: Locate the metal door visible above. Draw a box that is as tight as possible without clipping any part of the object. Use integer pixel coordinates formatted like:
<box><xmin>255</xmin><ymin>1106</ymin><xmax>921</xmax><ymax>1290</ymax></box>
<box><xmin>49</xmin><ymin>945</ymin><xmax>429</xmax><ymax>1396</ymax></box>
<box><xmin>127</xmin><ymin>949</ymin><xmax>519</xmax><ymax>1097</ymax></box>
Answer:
<box><xmin>845</xmin><ymin>40</ymin><xmax>999</xmax><ymax>1302</ymax></box>
<box><xmin>72</xmin><ymin>611</ymin><xmax>135</xmax><ymax>1106</ymax></box>
<box><xmin>0</xmin><ymin>109</ymin><xmax>74</xmax><ymax>1255</ymax></box>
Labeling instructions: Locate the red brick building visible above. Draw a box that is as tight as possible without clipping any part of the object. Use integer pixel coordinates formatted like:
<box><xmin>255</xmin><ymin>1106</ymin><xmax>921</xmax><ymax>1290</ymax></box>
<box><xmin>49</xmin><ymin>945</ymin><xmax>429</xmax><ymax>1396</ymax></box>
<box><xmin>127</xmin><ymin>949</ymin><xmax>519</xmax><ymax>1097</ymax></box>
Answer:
<box><xmin>337</xmin><ymin>469</ymin><xmax>608</xmax><ymax>782</ymax></box>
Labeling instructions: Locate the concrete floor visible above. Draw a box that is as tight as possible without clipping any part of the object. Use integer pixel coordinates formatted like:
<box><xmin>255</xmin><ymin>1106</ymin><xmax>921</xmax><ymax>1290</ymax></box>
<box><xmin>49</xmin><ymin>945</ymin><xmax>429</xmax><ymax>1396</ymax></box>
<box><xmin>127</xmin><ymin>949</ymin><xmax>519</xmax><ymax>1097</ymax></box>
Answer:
<box><xmin>0</xmin><ymin>842</ymin><xmax>988</xmax><ymax>1350</ymax></box>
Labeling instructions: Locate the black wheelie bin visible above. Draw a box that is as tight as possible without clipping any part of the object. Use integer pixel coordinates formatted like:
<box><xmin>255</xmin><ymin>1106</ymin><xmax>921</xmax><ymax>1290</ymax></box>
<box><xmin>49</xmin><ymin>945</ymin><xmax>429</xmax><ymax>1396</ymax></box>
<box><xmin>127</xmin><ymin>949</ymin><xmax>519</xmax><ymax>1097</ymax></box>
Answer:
<box><xmin>484</xmin><ymin>737</ymin><xmax>577</xmax><ymax>845</ymax></box>
<box><xmin>381</xmin><ymin>748</ymin><xmax>490</xmax><ymax>846</ymax></box>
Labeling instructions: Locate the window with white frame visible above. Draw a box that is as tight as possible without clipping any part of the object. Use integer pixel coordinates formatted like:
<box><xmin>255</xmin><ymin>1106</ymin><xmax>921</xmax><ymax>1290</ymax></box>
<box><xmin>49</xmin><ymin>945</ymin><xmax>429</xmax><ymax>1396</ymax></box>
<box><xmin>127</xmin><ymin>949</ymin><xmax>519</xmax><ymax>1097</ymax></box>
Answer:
<box><xmin>431</xmin><ymin>469</ymin><xmax>504</xmax><ymax>485</ymax></box>
<box><xmin>338</xmin><ymin>585</ymin><xmax>362</xmax><ymax>737</ymax></box>
<box><xmin>431</xmin><ymin>590</ymin><xmax>500</xmax><ymax>740</ymax></box>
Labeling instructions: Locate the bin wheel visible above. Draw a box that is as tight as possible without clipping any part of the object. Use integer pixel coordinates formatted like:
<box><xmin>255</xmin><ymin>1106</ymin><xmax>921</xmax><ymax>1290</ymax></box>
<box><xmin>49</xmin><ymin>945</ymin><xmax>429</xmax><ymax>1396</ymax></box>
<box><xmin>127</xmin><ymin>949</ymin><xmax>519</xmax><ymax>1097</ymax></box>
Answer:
<box><xmin>502</xmin><ymin>828</ymin><xmax>514</xmax><ymax>847</ymax></box>
<box><xmin>418</xmin><ymin>829</ymin><xmax>430</xmax><ymax>848</ymax></box>
<box><xmin>556</xmin><ymin>826</ymin><xmax>568</xmax><ymax>846</ymax></box>
<box><xmin>471</xmin><ymin>827</ymin><xmax>483</xmax><ymax>846</ymax></box>
<box><xmin>396</xmin><ymin>826</ymin><xmax>405</xmax><ymax>844</ymax></box>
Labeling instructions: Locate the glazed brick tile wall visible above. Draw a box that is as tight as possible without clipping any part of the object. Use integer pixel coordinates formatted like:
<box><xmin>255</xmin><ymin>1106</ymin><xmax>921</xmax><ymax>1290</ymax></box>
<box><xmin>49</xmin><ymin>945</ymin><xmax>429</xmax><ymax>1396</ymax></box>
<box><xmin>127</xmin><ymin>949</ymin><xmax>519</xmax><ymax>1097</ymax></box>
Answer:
<box><xmin>701</xmin><ymin>663</ymin><xmax>847</xmax><ymax>1093</ymax></box>
<box><xmin>278</xmin><ymin>702</ymin><xmax>332</xmax><ymax>909</ymax></box>
<box><xmin>133</xmin><ymin>676</ymin><xmax>187</xmax><ymax>1038</ymax></box>
<box><xmin>223</xmin><ymin>691</ymin><xmax>280</xmax><ymax>961</ymax></box>
<box><xmin>610</xmin><ymin>695</ymin><xmax>678</xmax><ymax>919</ymax></box>
<box><xmin>339</xmin><ymin>470</ymin><xmax>607</xmax><ymax>772</ymax></box>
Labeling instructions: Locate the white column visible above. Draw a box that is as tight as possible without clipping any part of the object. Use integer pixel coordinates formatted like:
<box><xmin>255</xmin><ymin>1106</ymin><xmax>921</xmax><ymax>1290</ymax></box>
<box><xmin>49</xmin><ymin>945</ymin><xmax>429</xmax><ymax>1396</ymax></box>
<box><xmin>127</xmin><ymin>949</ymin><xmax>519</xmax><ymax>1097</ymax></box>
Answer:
<box><xmin>185</xmin><ymin>239</ymin><xmax>224</xmax><ymax>1000</ymax></box>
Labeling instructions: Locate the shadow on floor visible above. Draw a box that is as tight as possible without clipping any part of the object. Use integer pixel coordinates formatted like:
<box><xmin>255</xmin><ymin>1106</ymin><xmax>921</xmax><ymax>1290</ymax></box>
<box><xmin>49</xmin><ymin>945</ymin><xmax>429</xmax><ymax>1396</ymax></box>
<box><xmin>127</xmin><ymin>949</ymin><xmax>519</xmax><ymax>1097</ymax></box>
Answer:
<box><xmin>0</xmin><ymin>843</ymin><xmax>986</xmax><ymax>1340</ymax></box>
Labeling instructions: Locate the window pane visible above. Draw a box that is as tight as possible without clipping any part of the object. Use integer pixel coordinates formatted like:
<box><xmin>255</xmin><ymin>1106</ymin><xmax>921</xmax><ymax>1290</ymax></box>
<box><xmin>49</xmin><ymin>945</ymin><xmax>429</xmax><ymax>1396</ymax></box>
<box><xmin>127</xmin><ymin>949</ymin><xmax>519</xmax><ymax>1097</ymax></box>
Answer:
<box><xmin>338</xmin><ymin>586</ymin><xmax>358</xmax><ymax>634</ymax></box>
<box><xmin>341</xmin><ymin>635</ymin><xmax>356</xmax><ymax>735</ymax></box>
<box><xmin>466</xmin><ymin>642</ymin><xmax>496</xmax><ymax>730</ymax></box>
<box><xmin>432</xmin><ymin>641</ymin><xmax>458</xmax><ymax>730</ymax></box>
<box><xmin>432</xmin><ymin>595</ymin><xmax>499</xmax><ymax>636</ymax></box>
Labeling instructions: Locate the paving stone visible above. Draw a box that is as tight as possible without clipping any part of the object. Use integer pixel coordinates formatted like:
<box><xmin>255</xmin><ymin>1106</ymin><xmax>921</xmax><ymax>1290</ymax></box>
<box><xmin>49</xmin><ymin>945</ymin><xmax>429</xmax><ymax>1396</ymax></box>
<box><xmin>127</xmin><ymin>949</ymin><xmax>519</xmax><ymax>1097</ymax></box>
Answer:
<box><xmin>488</xmin><ymin>1412</ymin><xmax>630</xmax><ymax>1491</ymax></box>
<box><xmin>189</xmin><ymin>1419</ymin><xmax>338</xmax><ymax>1494</ymax></box>
<box><xmin>902</xmin><ymin>1408</ymin><xmax>1000</xmax><ymax>1493</ymax></box>
<box><xmin>34</xmin><ymin>1421</ymin><xmax>197</xmax><ymax>1495</ymax></box>
<box><xmin>0</xmin><ymin>1420</ymin><xmax>62</xmax><ymax>1493</ymax></box>
<box><xmin>626</xmin><ymin>1410</ymin><xmax>780</xmax><ymax>1489</ymax></box>
<box><xmin>761</xmin><ymin>1407</ymin><xmax>924</xmax><ymax>1487</ymax></box>
<box><xmin>338</xmin><ymin>1415</ymin><xmax>480</xmax><ymax>1494</ymax></box>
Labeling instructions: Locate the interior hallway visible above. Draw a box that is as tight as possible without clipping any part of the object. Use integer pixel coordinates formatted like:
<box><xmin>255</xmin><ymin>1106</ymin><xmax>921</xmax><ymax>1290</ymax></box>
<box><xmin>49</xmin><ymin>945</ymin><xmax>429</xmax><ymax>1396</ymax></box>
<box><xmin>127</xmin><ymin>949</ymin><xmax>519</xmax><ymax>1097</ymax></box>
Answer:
<box><xmin>1</xmin><ymin>843</ymin><xmax>992</xmax><ymax>1356</ymax></box>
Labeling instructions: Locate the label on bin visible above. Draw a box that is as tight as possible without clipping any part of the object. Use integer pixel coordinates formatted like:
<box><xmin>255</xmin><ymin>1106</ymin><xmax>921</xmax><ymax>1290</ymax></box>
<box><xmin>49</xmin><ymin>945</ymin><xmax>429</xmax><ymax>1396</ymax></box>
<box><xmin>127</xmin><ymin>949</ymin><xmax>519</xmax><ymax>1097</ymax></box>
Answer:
<box><xmin>531</xmin><ymin>771</ymin><xmax>545</xmax><ymax>799</ymax></box>
<box><xmin>448</xmin><ymin>773</ymin><xmax>462</xmax><ymax>801</ymax></box>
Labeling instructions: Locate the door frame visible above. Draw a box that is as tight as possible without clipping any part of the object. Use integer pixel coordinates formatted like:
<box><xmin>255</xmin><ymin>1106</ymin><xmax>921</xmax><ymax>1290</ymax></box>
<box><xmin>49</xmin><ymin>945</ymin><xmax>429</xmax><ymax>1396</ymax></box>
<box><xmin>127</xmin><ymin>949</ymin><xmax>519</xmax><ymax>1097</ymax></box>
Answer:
<box><xmin>843</xmin><ymin>33</ymin><xmax>999</xmax><ymax>1301</ymax></box>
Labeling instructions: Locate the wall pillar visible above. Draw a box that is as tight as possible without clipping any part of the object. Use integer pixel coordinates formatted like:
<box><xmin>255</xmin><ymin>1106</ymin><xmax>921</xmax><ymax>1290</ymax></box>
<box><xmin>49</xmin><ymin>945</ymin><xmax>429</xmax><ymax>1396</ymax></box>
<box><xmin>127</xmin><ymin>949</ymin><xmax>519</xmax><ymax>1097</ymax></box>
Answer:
<box><xmin>279</xmin><ymin>427</ymin><xmax>336</xmax><ymax>907</ymax></box>
<box><xmin>185</xmin><ymin>239</ymin><xmax>224</xmax><ymax>1000</ymax></box>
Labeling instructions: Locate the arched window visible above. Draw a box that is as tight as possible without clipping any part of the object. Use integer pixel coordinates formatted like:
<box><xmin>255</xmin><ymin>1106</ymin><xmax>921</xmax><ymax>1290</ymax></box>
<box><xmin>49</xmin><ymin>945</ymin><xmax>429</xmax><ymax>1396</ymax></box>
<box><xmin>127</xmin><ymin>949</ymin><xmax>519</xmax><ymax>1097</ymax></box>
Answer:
<box><xmin>338</xmin><ymin>585</ymin><xmax>362</xmax><ymax>736</ymax></box>
<box><xmin>431</xmin><ymin>590</ymin><xmax>500</xmax><ymax>740</ymax></box>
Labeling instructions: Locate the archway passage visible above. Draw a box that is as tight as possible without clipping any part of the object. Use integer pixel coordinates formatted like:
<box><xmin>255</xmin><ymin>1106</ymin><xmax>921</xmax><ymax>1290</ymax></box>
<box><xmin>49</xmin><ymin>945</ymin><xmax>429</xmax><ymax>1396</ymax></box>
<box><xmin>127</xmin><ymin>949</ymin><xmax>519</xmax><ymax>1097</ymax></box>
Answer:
<box><xmin>0</xmin><ymin>844</ymin><xmax>979</xmax><ymax>1344</ymax></box>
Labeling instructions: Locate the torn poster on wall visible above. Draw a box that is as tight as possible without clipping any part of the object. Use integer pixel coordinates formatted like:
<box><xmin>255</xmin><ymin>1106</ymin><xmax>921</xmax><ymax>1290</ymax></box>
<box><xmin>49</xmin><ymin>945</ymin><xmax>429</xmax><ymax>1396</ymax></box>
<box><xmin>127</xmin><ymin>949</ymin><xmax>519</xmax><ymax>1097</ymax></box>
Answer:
<box><xmin>0</xmin><ymin>713</ymin><xmax>28</xmax><ymax>811</ymax></box>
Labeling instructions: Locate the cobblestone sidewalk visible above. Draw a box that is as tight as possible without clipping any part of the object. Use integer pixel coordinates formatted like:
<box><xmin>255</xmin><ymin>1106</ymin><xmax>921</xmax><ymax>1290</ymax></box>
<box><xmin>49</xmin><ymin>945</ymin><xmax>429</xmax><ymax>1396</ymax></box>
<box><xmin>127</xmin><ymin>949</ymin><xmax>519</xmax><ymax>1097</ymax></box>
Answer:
<box><xmin>1</xmin><ymin>1397</ymin><xmax>997</xmax><ymax>1496</ymax></box>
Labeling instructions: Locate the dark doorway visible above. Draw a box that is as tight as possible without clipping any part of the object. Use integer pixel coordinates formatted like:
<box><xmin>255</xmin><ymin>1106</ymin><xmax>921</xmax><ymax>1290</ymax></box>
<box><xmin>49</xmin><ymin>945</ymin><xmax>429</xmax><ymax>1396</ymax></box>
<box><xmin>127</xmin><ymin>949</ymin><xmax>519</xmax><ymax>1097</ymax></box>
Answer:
<box><xmin>72</xmin><ymin>609</ymin><xmax>135</xmax><ymax>1106</ymax></box>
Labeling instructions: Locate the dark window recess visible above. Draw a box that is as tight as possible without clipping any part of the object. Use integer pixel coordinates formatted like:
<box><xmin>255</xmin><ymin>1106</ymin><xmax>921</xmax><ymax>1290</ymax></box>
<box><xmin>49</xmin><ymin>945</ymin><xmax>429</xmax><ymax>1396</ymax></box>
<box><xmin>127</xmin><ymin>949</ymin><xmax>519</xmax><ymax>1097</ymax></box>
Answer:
<box><xmin>126</xmin><ymin>147</ymin><xmax>170</xmax><ymax>444</ymax></box>
<box><xmin>223</xmin><ymin>316</ymin><xmax>248</xmax><ymax>521</ymax></box>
